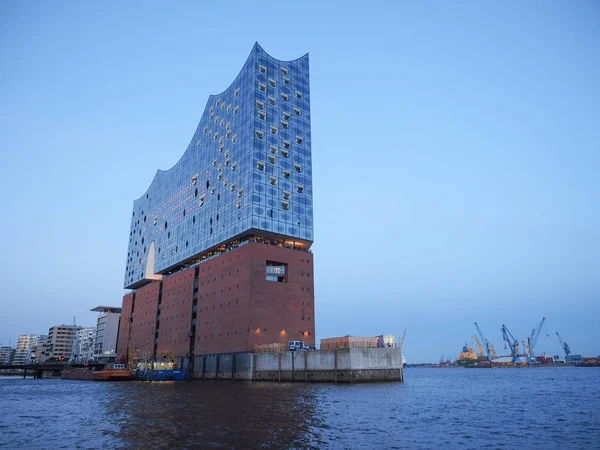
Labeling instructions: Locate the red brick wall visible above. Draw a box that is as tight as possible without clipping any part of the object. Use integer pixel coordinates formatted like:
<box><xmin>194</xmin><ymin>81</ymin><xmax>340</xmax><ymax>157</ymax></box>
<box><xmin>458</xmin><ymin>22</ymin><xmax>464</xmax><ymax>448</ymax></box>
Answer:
<box><xmin>119</xmin><ymin>242</ymin><xmax>316</xmax><ymax>361</ymax></box>
<box><xmin>116</xmin><ymin>293</ymin><xmax>134</xmax><ymax>360</ymax></box>
<box><xmin>194</xmin><ymin>242</ymin><xmax>315</xmax><ymax>355</ymax></box>
<box><xmin>156</xmin><ymin>267</ymin><xmax>196</xmax><ymax>358</ymax></box>
<box><xmin>127</xmin><ymin>281</ymin><xmax>160</xmax><ymax>360</ymax></box>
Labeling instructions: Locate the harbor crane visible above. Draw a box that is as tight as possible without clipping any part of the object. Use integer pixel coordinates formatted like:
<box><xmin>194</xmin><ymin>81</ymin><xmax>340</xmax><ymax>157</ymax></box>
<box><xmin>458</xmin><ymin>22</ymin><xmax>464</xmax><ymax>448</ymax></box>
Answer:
<box><xmin>525</xmin><ymin>316</ymin><xmax>546</xmax><ymax>360</ymax></box>
<box><xmin>399</xmin><ymin>326</ymin><xmax>407</xmax><ymax>351</ymax></box>
<box><xmin>555</xmin><ymin>332</ymin><xmax>571</xmax><ymax>361</ymax></box>
<box><xmin>474</xmin><ymin>321</ymin><xmax>493</xmax><ymax>361</ymax></box>
<box><xmin>472</xmin><ymin>335</ymin><xmax>485</xmax><ymax>359</ymax></box>
<box><xmin>501</xmin><ymin>324</ymin><xmax>522</xmax><ymax>364</ymax></box>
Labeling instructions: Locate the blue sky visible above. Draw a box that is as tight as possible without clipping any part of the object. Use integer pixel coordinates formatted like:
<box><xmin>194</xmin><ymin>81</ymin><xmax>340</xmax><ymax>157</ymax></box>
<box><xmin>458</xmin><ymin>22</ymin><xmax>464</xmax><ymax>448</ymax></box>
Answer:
<box><xmin>1</xmin><ymin>1</ymin><xmax>598</xmax><ymax>363</ymax></box>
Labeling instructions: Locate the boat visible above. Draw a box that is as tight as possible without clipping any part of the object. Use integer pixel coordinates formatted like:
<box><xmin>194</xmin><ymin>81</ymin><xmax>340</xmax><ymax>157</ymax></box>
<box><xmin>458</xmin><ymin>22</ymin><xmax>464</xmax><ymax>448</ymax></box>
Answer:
<box><xmin>62</xmin><ymin>363</ymin><xmax>131</xmax><ymax>381</ymax></box>
<box><xmin>456</xmin><ymin>344</ymin><xmax>478</xmax><ymax>366</ymax></box>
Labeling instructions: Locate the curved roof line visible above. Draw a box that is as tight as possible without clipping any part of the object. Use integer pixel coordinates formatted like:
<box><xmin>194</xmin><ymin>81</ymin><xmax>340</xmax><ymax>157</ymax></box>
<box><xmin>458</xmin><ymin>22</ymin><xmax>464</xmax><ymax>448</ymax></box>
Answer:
<box><xmin>133</xmin><ymin>42</ymin><xmax>309</xmax><ymax>203</ymax></box>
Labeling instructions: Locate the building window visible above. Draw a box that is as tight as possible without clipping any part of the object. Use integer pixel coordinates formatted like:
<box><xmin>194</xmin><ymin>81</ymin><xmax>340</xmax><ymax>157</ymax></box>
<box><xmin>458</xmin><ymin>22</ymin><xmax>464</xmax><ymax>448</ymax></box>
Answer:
<box><xmin>266</xmin><ymin>261</ymin><xmax>287</xmax><ymax>282</ymax></box>
<box><xmin>294</xmin><ymin>107</ymin><xmax>301</xmax><ymax>116</ymax></box>
<box><xmin>269</xmin><ymin>78</ymin><xmax>276</xmax><ymax>87</ymax></box>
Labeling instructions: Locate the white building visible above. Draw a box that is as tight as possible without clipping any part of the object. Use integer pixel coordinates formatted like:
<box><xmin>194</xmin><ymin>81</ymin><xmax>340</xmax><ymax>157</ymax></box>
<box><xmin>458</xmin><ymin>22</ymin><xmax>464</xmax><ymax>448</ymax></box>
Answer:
<box><xmin>91</xmin><ymin>306</ymin><xmax>121</xmax><ymax>361</ymax></box>
<box><xmin>75</xmin><ymin>328</ymin><xmax>96</xmax><ymax>363</ymax></box>
<box><xmin>14</xmin><ymin>334</ymin><xmax>47</xmax><ymax>365</ymax></box>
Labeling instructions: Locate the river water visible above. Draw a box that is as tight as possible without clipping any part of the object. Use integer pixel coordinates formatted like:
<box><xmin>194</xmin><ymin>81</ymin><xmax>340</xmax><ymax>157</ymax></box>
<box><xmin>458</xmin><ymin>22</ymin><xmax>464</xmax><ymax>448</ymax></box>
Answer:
<box><xmin>1</xmin><ymin>367</ymin><xmax>599</xmax><ymax>449</ymax></box>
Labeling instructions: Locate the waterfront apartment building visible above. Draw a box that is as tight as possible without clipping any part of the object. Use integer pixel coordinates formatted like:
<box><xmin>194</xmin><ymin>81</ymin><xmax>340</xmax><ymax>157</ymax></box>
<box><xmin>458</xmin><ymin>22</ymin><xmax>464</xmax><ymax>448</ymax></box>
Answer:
<box><xmin>14</xmin><ymin>334</ymin><xmax>47</xmax><ymax>365</ymax></box>
<box><xmin>117</xmin><ymin>43</ymin><xmax>314</xmax><ymax>367</ymax></box>
<box><xmin>0</xmin><ymin>347</ymin><xmax>15</xmax><ymax>365</ymax></box>
<box><xmin>44</xmin><ymin>325</ymin><xmax>79</xmax><ymax>361</ymax></box>
<box><xmin>75</xmin><ymin>327</ymin><xmax>96</xmax><ymax>362</ymax></box>
<box><xmin>91</xmin><ymin>306</ymin><xmax>121</xmax><ymax>361</ymax></box>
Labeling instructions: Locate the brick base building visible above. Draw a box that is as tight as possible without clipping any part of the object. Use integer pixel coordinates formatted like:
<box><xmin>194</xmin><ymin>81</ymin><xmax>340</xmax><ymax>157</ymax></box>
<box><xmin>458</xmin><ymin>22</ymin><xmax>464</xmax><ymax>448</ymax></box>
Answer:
<box><xmin>117</xmin><ymin>240</ymin><xmax>315</xmax><ymax>364</ymax></box>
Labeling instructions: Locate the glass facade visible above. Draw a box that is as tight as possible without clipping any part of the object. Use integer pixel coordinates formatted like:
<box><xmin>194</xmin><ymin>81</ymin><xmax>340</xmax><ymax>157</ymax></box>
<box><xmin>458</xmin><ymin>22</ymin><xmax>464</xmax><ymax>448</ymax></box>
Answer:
<box><xmin>125</xmin><ymin>43</ymin><xmax>313</xmax><ymax>288</ymax></box>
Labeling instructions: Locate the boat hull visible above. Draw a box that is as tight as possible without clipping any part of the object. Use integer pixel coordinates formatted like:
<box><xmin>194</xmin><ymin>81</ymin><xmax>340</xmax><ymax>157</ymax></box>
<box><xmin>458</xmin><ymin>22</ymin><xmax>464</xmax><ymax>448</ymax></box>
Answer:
<box><xmin>62</xmin><ymin>367</ymin><xmax>131</xmax><ymax>381</ymax></box>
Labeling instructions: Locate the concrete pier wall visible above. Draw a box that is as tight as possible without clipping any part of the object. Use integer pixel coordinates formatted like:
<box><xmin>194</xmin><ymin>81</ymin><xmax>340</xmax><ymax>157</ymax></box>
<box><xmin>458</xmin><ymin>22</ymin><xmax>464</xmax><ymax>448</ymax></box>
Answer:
<box><xmin>192</xmin><ymin>348</ymin><xmax>403</xmax><ymax>383</ymax></box>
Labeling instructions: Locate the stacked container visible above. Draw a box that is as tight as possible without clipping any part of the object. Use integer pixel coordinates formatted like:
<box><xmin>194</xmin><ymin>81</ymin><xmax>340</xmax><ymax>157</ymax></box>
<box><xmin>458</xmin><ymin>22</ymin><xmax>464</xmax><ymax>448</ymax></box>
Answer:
<box><xmin>320</xmin><ymin>336</ymin><xmax>378</xmax><ymax>350</ymax></box>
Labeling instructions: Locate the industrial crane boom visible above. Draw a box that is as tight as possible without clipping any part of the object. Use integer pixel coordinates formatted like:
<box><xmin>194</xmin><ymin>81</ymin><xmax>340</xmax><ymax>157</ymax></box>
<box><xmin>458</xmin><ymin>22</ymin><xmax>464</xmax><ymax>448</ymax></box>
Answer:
<box><xmin>501</xmin><ymin>324</ymin><xmax>522</xmax><ymax>364</ymax></box>
<box><xmin>526</xmin><ymin>316</ymin><xmax>546</xmax><ymax>359</ymax></box>
<box><xmin>472</xmin><ymin>335</ymin><xmax>485</xmax><ymax>359</ymax></box>
<box><xmin>399</xmin><ymin>326</ymin><xmax>407</xmax><ymax>351</ymax></box>
<box><xmin>474</xmin><ymin>321</ymin><xmax>492</xmax><ymax>361</ymax></box>
<box><xmin>555</xmin><ymin>332</ymin><xmax>571</xmax><ymax>360</ymax></box>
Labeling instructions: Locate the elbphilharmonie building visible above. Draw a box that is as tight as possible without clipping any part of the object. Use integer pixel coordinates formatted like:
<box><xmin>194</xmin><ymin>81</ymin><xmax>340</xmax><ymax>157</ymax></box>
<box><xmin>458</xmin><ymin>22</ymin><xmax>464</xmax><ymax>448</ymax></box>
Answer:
<box><xmin>117</xmin><ymin>43</ymin><xmax>315</xmax><ymax>366</ymax></box>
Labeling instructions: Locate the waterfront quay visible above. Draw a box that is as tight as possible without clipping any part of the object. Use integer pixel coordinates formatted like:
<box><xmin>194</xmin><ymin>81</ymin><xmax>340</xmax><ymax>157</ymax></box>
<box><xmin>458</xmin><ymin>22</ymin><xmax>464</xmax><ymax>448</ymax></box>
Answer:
<box><xmin>193</xmin><ymin>347</ymin><xmax>403</xmax><ymax>383</ymax></box>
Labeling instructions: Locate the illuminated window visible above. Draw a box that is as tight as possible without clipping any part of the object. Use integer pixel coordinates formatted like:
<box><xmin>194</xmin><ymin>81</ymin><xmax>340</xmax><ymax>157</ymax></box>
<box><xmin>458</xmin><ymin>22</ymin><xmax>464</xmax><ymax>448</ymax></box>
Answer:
<box><xmin>266</xmin><ymin>261</ymin><xmax>287</xmax><ymax>282</ymax></box>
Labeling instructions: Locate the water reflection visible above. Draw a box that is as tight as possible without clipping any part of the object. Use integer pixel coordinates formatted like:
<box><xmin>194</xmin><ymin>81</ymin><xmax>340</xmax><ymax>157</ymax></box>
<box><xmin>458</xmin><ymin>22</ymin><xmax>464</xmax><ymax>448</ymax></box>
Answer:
<box><xmin>105</xmin><ymin>381</ymin><xmax>320</xmax><ymax>449</ymax></box>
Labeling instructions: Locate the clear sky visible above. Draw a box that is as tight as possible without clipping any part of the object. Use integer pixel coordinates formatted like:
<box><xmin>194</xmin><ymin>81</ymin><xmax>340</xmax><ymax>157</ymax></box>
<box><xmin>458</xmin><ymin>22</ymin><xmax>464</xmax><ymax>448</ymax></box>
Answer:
<box><xmin>1</xmin><ymin>1</ymin><xmax>598</xmax><ymax>363</ymax></box>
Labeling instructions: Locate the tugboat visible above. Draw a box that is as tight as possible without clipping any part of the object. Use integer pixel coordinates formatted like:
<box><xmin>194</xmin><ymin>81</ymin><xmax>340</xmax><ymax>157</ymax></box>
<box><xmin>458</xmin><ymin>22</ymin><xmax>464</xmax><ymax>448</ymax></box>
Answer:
<box><xmin>62</xmin><ymin>363</ymin><xmax>131</xmax><ymax>381</ymax></box>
